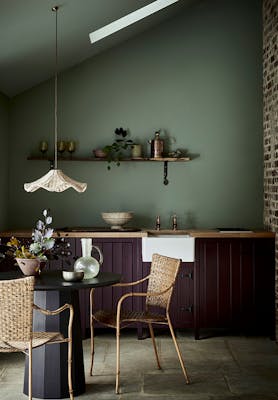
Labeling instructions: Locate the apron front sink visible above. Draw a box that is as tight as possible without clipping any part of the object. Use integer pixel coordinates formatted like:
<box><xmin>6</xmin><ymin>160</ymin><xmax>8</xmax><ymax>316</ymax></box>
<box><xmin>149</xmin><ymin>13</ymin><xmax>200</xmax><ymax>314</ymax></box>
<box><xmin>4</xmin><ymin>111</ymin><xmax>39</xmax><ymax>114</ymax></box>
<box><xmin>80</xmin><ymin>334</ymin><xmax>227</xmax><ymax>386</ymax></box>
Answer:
<box><xmin>142</xmin><ymin>235</ymin><xmax>195</xmax><ymax>262</ymax></box>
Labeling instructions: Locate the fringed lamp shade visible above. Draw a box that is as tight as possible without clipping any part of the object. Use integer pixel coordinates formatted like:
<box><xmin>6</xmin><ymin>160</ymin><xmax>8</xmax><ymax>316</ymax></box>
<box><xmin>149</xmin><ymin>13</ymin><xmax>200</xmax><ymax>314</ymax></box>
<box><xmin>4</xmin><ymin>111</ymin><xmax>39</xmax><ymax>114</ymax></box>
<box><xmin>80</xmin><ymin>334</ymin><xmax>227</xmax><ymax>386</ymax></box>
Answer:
<box><xmin>24</xmin><ymin>169</ymin><xmax>87</xmax><ymax>193</ymax></box>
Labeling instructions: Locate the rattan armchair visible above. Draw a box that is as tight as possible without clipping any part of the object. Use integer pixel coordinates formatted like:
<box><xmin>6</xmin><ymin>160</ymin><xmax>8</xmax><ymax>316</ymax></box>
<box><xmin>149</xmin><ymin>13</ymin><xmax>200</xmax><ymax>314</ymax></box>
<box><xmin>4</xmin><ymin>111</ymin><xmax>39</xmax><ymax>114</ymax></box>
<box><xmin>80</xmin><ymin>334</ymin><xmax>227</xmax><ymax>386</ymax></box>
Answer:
<box><xmin>89</xmin><ymin>253</ymin><xmax>190</xmax><ymax>394</ymax></box>
<box><xmin>0</xmin><ymin>276</ymin><xmax>74</xmax><ymax>400</ymax></box>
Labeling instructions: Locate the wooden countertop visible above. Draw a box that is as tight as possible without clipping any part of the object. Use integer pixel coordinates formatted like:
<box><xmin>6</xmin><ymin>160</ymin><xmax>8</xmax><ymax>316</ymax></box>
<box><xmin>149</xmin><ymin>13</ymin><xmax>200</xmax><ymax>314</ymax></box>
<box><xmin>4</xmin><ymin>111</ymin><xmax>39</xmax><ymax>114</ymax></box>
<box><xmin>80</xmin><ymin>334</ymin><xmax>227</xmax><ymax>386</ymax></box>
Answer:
<box><xmin>0</xmin><ymin>229</ymin><xmax>275</xmax><ymax>239</ymax></box>
<box><xmin>147</xmin><ymin>229</ymin><xmax>275</xmax><ymax>238</ymax></box>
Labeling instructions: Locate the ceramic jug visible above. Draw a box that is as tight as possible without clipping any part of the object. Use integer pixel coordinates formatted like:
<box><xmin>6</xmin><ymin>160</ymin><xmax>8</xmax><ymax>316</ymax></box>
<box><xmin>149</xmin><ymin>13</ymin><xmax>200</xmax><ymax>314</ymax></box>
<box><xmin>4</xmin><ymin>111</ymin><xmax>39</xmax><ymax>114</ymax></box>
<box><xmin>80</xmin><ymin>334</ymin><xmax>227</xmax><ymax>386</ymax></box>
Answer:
<box><xmin>74</xmin><ymin>238</ymin><xmax>103</xmax><ymax>279</ymax></box>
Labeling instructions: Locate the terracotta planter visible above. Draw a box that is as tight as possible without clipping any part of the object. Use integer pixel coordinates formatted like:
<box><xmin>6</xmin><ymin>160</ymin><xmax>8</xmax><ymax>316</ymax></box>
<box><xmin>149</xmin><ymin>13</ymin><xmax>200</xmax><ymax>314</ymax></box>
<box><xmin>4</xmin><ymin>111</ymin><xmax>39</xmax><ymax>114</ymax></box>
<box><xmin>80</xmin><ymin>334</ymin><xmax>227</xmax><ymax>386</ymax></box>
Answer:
<box><xmin>16</xmin><ymin>258</ymin><xmax>41</xmax><ymax>276</ymax></box>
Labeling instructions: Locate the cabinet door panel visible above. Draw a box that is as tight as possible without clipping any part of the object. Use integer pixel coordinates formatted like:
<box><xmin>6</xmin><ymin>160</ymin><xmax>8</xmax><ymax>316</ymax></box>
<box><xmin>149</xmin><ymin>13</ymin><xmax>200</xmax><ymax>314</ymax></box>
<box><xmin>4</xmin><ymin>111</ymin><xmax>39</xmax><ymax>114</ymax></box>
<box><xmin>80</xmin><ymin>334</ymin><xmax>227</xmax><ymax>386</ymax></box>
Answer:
<box><xmin>240</xmin><ymin>240</ymin><xmax>255</xmax><ymax>328</ymax></box>
<box><xmin>199</xmin><ymin>240</ymin><xmax>219</xmax><ymax>327</ymax></box>
<box><xmin>254</xmin><ymin>239</ymin><xmax>275</xmax><ymax>334</ymax></box>
<box><xmin>196</xmin><ymin>238</ymin><xmax>275</xmax><ymax>338</ymax></box>
<box><xmin>76</xmin><ymin>237</ymin><xmax>141</xmax><ymax>337</ymax></box>
<box><xmin>170</xmin><ymin>262</ymin><xmax>194</xmax><ymax>328</ymax></box>
<box><xmin>217</xmin><ymin>240</ymin><xmax>231</xmax><ymax>325</ymax></box>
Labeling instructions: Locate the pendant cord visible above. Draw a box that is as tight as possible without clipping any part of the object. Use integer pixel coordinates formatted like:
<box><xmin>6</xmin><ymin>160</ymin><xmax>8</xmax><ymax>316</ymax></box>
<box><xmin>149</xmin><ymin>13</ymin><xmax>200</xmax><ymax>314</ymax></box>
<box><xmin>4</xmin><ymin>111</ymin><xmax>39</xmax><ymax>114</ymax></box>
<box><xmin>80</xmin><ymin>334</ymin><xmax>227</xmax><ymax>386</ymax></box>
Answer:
<box><xmin>53</xmin><ymin>6</ymin><xmax>59</xmax><ymax>170</ymax></box>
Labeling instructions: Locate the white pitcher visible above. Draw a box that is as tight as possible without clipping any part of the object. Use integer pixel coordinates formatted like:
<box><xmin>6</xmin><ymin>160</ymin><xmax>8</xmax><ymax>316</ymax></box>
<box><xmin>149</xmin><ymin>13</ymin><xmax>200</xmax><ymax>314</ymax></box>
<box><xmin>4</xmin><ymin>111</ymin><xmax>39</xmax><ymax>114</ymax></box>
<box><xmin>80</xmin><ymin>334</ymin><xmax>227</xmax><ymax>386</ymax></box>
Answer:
<box><xmin>74</xmin><ymin>238</ymin><xmax>103</xmax><ymax>279</ymax></box>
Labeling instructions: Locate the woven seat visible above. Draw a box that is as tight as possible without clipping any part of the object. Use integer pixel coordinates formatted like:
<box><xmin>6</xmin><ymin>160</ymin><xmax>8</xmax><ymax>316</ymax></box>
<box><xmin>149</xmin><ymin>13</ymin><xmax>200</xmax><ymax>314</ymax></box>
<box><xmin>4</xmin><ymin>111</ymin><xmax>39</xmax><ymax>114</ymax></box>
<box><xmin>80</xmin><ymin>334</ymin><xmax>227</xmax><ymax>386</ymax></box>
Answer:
<box><xmin>0</xmin><ymin>276</ymin><xmax>74</xmax><ymax>400</ymax></box>
<box><xmin>93</xmin><ymin>309</ymin><xmax>167</xmax><ymax>328</ymax></box>
<box><xmin>90</xmin><ymin>253</ymin><xmax>190</xmax><ymax>394</ymax></box>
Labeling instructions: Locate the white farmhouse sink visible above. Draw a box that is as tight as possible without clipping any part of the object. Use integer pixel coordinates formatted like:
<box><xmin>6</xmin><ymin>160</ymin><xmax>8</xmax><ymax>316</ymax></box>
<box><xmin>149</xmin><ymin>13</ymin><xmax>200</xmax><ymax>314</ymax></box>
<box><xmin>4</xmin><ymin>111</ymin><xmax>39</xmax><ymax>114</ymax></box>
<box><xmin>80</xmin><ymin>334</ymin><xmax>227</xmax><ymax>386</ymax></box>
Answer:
<box><xmin>142</xmin><ymin>235</ymin><xmax>195</xmax><ymax>262</ymax></box>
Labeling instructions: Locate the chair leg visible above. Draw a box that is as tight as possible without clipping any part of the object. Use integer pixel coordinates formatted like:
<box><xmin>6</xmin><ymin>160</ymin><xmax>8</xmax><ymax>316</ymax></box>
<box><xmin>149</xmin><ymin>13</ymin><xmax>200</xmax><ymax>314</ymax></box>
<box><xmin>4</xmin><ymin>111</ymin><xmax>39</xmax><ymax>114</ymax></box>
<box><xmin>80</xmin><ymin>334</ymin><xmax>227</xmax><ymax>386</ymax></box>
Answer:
<box><xmin>115</xmin><ymin>325</ymin><xmax>120</xmax><ymax>394</ymax></box>
<box><xmin>28</xmin><ymin>343</ymin><xmax>32</xmax><ymax>400</ymax></box>
<box><xmin>90</xmin><ymin>316</ymin><xmax>95</xmax><ymax>376</ymax></box>
<box><xmin>167</xmin><ymin>316</ymin><xmax>190</xmax><ymax>384</ymax></box>
<box><xmin>148</xmin><ymin>323</ymin><xmax>161</xmax><ymax>369</ymax></box>
<box><xmin>68</xmin><ymin>339</ymin><xmax>74</xmax><ymax>400</ymax></box>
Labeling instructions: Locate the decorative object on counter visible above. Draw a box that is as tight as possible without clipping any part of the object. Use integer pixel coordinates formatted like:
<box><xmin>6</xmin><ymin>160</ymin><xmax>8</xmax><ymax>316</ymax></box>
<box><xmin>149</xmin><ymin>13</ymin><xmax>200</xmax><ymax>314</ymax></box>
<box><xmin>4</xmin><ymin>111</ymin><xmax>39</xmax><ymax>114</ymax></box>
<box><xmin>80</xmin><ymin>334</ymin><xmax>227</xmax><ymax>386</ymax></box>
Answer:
<box><xmin>93</xmin><ymin>148</ymin><xmax>107</xmax><ymax>158</ymax></box>
<box><xmin>74</xmin><ymin>238</ymin><xmax>103</xmax><ymax>279</ymax></box>
<box><xmin>103</xmin><ymin>127</ymin><xmax>133</xmax><ymax>169</ymax></box>
<box><xmin>148</xmin><ymin>130</ymin><xmax>164</xmax><ymax>158</ymax></box>
<box><xmin>6</xmin><ymin>209</ymin><xmax>55</xmax><ymax>275</ymax></box>
<box><xmin>168</xmin><ymin>149</ymin><xmax>182</xmax><ymax>158</ymax></box>
<box><xmin>155</xmin><ymin>215</ymin><xmax>161</xmax><ymax>230</ymax></box>
<box><xmin>62</xmin><ymin>270</ymin><xmax>84</xmax><ymax>282</ymax></box>
<box><xmin>172</xmin><ymin>214</ymin><xmax>177</xmax><ymax>230</ymax></box>
<box><xmin>131</xmin><ymin>144</ymin><xmax>142</xmax><ymax>158</ymax></box>
<box><xmin>101</xmin><ymin>211</ymin><xmax>134</xmax><ymax>230</ymax></box>
<box><xmin>39</xmin><ymin>141</ymin><xmax>48</xmax><ymax>156</ymax></box>
<box><xmin>24</xmin><ymin>6</ymin><xmax>87</xmax><ymax>193</ymax></box>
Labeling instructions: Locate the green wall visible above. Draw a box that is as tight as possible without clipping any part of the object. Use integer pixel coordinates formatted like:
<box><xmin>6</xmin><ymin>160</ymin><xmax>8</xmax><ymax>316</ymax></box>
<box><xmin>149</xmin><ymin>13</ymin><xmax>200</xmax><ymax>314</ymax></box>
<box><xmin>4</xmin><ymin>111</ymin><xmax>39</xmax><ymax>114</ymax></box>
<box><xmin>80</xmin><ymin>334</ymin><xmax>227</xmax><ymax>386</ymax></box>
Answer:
<box><xmin>0</xmin><ymin>92</ymin><xmax>9</xmax><ymax>230</ymax></box>
<box><xmin>8</xmin><ymin>0</ymin><xmax>263</xmax><ymax>230</ymax></box>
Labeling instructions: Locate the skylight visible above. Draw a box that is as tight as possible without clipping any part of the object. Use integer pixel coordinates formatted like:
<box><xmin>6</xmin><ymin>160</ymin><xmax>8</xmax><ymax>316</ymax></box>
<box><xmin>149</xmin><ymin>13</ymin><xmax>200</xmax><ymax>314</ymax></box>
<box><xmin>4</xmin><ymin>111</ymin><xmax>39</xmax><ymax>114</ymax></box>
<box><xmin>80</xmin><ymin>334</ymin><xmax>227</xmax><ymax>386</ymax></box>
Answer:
<box><xmin>89</xmin><ymin>0</ymin><xmax>180</xmax><ymax>44</ymax></box>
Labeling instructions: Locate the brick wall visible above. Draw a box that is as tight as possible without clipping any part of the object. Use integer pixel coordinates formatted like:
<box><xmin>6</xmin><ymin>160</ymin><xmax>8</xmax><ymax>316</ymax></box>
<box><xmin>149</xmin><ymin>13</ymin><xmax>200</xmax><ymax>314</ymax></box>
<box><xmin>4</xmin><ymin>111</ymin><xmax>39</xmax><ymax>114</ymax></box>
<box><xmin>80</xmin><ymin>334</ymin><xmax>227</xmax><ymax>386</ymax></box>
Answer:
<box><xmin>263</xmin><ymin>0</ymin><xmax>278</xmax><ymax>340</ymax></box>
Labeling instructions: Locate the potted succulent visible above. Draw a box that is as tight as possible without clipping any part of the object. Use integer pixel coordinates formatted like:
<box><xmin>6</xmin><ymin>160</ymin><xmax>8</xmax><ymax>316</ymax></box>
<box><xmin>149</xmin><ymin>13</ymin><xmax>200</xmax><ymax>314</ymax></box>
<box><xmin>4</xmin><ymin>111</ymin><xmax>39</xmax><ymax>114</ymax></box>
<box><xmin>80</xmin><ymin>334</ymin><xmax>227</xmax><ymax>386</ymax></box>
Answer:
<box><xmin>103</xmin><ymin>127</ymin><xmax>133</xmax><ymax>169</ymax></box>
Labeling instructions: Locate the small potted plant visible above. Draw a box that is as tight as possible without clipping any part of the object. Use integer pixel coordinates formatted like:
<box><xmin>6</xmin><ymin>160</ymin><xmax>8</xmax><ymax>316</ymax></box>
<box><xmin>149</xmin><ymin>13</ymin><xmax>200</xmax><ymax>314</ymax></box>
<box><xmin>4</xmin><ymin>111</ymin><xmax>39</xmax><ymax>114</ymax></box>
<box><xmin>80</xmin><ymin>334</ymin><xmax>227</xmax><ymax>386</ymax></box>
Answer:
<box><xmin>103</xmin><ymin>127</ymin><xmax>133</xmax><ymax>169</ymax></box>
<box><xmin>6</xmin><ymin>209</ymin><xmax>56</xmax><ymax>275</ymax></box>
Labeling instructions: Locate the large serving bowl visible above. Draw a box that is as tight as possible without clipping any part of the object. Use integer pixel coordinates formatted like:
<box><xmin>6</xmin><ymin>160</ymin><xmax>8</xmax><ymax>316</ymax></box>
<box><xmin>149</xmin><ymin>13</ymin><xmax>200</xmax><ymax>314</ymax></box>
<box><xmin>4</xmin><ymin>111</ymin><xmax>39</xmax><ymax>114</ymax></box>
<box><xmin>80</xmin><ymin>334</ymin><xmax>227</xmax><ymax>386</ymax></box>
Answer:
<box><xmin>101</xmin><ymin>212</ymin><xmax>133</xmax><ymax>230</ymax></box>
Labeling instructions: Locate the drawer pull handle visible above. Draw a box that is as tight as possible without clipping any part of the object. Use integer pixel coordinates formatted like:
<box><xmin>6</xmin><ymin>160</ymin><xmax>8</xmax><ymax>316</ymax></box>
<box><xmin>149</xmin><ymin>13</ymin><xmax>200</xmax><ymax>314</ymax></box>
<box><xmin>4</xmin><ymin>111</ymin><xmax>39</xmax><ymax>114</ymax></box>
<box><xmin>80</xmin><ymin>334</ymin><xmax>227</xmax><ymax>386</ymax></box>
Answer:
<box><xmin>181</xmin><ymin>272</ymin><xmax>193</xmax><ymax>279</ymax></box>
<box><xmin>181</xmin><ymin>305</ymin><xmax>193</xmax><ymax>313</ymax></box>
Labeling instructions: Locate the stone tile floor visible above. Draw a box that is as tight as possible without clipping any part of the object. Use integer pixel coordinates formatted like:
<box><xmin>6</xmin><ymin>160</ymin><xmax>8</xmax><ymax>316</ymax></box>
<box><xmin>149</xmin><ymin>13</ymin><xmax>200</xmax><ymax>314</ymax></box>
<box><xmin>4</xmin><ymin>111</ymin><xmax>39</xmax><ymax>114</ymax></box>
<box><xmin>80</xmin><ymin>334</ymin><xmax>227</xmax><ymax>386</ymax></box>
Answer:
<box><xmin>0</xmin><ymin>330</ymin><xmax>278</xmax><ymax>399</ymax></box>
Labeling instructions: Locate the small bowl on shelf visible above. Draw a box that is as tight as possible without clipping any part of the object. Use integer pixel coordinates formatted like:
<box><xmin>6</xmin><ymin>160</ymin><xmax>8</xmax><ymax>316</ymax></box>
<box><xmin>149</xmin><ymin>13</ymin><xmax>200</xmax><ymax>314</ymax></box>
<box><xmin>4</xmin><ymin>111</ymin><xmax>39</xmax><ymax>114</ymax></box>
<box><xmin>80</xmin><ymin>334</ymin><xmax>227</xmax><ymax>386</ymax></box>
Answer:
<box><xmin>93</xmin><ymin>149</ymin><xmax>107</xmax><ymax>158</ymax></box>
<box><xmin>101</xmin><ymin>212</ymin><xmax>134</xmax><ymax>230</ymax></box>
<box><xmin>62</xmin><ymin>270</ymin><xmax>84</xmax><ymax>282</ymax></box>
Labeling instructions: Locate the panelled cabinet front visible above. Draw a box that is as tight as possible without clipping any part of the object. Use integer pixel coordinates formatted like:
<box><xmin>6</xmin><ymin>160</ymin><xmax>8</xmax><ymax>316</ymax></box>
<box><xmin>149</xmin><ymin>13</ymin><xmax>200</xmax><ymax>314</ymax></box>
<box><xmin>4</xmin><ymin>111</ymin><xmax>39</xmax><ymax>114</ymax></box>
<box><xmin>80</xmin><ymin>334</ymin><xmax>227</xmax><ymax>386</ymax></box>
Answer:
<box><xmin>0</xmin><ymin>234</ymin><xmax>275</xmax><ymax>340</ymax></box>
<box><xmin>76</xmin><ymin>237</ymin><xmax>142</xmax><ymax>337</ymax></box>
<box><xmin>142</xmin><ymin>261</ymin><xmax>194</xmax><ymax>329</ymax></box>
<box><xmin>195</xmin><ymin>238</ymin><xmax>275</xmax><ymax>339</ymax></box>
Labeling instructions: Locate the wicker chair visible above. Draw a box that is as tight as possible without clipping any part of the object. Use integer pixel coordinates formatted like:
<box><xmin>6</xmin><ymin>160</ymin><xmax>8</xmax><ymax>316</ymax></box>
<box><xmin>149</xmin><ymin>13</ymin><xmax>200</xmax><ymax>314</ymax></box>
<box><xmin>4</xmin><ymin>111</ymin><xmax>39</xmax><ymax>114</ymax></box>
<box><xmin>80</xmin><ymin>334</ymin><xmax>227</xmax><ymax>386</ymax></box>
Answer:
<box><xmin>89</xmin><ymin>253</ymin><xmax>190</xmax><ymax>394</ymax></box>
<box><xmin>0</xmin><ymin>276</ymin><xmax>74</xmax><ymax>400</ymax></box>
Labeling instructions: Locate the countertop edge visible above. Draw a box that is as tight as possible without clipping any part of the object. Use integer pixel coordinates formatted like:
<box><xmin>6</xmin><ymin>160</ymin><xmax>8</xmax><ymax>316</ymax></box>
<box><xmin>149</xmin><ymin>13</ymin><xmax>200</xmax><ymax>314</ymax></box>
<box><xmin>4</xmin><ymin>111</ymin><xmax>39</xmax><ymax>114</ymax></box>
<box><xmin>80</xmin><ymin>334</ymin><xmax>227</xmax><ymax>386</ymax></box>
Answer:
<box><xmin>0</xmin><ymin>229</ymin><xmax>275</xmax><ymax>239</ymax></box>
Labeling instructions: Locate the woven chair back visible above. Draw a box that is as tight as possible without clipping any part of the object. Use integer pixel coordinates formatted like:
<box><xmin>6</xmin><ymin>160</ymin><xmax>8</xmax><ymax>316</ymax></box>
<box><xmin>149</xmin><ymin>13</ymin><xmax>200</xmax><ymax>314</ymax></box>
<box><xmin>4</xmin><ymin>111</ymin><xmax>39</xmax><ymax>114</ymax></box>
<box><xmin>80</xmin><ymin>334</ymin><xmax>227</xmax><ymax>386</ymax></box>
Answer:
<box><xmin>146</xmin><ymin>253</ymin><xmax>181</xmax><ymax>309</ymax></box>
<box><xmin>0</xmin><ymin>276</ymin><xmax>34</xmax><ymax>341</ymax></box>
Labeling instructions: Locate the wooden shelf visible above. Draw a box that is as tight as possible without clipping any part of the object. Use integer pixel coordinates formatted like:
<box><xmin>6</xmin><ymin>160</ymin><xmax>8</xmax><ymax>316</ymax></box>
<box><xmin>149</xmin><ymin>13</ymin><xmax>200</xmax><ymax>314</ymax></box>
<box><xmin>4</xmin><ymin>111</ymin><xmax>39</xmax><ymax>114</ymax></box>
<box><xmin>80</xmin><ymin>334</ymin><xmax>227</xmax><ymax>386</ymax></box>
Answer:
<box><xmin>27</xmin><ymin>156</ymin><xmax>190</xmax><ymax>162</ymax></box>
<box><xmin>27</xmin><ymin>156</ymin><xmax>191</xmax><ymax>185</ymax></box>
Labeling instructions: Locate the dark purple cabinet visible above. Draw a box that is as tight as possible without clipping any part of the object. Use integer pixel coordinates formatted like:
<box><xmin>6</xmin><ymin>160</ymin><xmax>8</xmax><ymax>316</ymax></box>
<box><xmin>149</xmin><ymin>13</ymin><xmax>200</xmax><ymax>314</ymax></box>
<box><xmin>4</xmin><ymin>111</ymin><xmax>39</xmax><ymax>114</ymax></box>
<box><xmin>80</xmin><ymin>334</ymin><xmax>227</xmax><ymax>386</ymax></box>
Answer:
<box><xmin>1</xmin><ymin>235</ymin><xmax>275</xmax><ymax>339</ymax></box>
<box><xmin>142</xmin><ymin>261</ymin><xmax>194</xmax><ymax>329</ymax></box>
<box><xmin>195</xmin><ymin>238</ymin><xmax>275</xmax><ymax>339</ymax></box>
<box><xmin>75</xmin><ymin>237</ymin><xmax>142</xmax><ymax>337</ymax></box>
<box><xmin>170</xmin><ymin>262</ymin><xmax>194</xmax><ymax>328</ymax></box>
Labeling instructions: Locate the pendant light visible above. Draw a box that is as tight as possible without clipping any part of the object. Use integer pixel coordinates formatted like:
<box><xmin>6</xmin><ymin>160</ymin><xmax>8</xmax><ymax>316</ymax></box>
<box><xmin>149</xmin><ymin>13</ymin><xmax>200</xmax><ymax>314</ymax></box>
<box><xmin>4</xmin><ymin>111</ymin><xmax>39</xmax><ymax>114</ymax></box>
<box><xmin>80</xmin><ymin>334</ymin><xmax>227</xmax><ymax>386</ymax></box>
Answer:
<box><xmin>24</xmin><ymin>6</ymin><xmax>87</xmax><ymax>193</ymax></box>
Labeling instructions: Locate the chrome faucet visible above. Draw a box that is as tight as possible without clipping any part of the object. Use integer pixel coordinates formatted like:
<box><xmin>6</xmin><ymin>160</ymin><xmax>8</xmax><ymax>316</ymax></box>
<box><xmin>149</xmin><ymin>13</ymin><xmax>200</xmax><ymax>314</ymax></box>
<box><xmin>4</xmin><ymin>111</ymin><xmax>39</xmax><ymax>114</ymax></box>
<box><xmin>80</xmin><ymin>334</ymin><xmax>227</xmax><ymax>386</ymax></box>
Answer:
<box><xmin>155</xmin><ymin>215</ymin><xmax>161</xmax><ymax>231</ymax></box>
<box><xmin>172</xmin><ymin>214</ymin><xmax>177</xmax><ymax>230</ymax></box>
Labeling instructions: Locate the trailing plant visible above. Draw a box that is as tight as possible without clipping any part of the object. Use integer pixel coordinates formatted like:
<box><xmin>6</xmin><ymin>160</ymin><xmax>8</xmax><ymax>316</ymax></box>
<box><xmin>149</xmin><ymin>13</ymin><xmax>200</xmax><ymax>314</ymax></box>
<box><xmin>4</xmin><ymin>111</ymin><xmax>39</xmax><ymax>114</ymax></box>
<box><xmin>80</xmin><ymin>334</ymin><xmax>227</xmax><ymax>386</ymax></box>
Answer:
<box><xmin>103</xmin><ymin>128</ymin><xmax>133</xmax><ymax>169</ymax></box>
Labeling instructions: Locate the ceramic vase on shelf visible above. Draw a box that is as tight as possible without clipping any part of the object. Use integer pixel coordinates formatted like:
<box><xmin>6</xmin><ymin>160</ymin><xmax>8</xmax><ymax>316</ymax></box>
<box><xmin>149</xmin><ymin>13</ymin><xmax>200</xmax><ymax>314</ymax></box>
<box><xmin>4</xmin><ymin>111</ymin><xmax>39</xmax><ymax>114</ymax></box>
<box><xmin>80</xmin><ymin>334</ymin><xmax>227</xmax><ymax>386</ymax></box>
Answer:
<box><xmin>16</xmin><ymin>258</ymin><xmax>41</xmax><ymax>276</ymax></box>
<box><xmin>74</xmin><ymin>238</ymin><xmax>103</xmax><ymax>279</ymax></box>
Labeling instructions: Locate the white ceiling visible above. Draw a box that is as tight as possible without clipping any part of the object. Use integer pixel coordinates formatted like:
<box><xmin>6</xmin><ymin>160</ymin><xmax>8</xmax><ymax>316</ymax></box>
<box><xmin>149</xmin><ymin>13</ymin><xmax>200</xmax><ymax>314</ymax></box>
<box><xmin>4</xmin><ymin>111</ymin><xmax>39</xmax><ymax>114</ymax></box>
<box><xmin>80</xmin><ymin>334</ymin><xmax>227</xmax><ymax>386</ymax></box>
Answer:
<box><xmin>0</xmin><ymin>0</ymin><xmax>196</xmax><ymax>97</ymax></box>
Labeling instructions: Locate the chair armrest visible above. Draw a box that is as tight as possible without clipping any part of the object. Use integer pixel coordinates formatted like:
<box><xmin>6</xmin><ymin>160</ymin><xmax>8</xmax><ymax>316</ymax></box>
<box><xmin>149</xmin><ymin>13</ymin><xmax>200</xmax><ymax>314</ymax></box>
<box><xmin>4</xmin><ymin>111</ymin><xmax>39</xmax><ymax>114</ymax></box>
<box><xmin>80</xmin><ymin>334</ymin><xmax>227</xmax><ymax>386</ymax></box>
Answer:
<box><xmin>89</xmin><ymin>274</ymin><xmax>151</xmax><ymax>315</ymax></box>
<box><xmin>117</xmin><ymin>284</ymin><xmax>174</xmax><ymax>305</ymax></box>
<box><xmin>112</xmin><ymin>274</ymin><xmax>150</xmax><ymax>288</ymax></box>
<box><xmin>33</xmin><ymin>304</ymin><xmax>74</xmax><ymax>340</ymax></box>
<box><xmin>33</xmin><ymin>303</ymin><xmax>73</xmax><ymax>316</ymax></box>
<box><xmin>116</xmin><ymin>284</ymin><xmax>174</xmax><ymax>323</ymax></box>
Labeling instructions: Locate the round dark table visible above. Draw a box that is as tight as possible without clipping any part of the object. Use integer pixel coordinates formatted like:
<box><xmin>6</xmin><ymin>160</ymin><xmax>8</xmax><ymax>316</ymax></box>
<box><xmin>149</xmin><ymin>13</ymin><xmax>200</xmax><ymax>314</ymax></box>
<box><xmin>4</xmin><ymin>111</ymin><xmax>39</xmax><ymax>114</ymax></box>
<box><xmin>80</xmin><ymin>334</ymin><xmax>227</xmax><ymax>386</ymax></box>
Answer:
<box><xmin>0</xmin><ymin>270</ymin><xmax>121</xmax><ymax>399</ymax></box>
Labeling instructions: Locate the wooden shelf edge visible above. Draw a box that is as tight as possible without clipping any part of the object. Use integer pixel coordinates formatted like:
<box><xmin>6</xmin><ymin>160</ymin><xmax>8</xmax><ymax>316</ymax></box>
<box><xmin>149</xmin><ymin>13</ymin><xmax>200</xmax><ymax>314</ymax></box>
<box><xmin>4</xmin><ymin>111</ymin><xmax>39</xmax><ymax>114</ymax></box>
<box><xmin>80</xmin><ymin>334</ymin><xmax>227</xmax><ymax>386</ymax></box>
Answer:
<box><xmin>27</xmin><ymin>156</ymin><xmax>191</xmax><ymax>162</ymax></box>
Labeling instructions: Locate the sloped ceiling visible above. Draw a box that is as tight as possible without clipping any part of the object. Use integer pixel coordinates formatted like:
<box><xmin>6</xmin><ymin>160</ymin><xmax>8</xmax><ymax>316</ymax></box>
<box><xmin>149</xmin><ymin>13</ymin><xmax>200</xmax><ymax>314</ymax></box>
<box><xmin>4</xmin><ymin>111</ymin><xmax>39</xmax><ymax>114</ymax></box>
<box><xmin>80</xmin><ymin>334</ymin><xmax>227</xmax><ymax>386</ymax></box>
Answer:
<box><xmin>0</xmin><ymin>0</ymin><xmax>197</xmax><ymax>98</ymax></box>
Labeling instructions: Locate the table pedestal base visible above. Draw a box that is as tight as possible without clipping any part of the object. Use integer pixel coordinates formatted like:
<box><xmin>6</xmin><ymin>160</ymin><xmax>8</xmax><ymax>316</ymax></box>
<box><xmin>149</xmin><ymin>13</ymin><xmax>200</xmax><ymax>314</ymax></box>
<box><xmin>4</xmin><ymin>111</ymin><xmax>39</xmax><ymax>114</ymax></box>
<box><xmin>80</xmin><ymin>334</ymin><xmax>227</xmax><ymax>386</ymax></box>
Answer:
<box><xmin>24</xmin><ymin>290</ymin><xmax>86</xmax><ymax>398</ymax></box>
